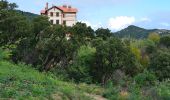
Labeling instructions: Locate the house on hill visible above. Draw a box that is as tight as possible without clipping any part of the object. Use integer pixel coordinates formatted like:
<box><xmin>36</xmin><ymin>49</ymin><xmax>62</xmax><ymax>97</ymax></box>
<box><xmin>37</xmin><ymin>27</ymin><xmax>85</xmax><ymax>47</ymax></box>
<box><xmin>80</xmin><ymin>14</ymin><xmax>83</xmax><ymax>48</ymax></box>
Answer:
<box><xmin>41</xmin><ymin>3</ymin><xmax>78</xmax><ymax>26</ymax></box>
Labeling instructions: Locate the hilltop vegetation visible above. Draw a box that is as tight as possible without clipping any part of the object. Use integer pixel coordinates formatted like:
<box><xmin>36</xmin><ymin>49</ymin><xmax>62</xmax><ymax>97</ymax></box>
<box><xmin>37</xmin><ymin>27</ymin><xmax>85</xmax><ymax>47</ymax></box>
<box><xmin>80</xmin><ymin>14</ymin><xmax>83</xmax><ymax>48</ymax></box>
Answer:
<box><xmin>16</xmin><ymin>10</ymin><xmax>39</xmax><ymax>20</ymax></box>
<box><xmin>115</xmin><ymin>25</ymin><xmax>170</xmax><ymax>39</ymax></box>
<box><xmin>0</xmin><ymin>0</ymin><xmax>170</xmax><ymax>100</ymax></box>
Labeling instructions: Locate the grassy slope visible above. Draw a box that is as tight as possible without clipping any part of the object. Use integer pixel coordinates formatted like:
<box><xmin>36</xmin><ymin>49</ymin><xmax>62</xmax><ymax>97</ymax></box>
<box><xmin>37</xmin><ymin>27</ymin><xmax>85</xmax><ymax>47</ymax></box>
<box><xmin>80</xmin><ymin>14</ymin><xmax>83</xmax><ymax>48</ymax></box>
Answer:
<box><xmin>0</xmin><ymin>61</ymin><xmax>104</xmax><ymax>100</ymax></box>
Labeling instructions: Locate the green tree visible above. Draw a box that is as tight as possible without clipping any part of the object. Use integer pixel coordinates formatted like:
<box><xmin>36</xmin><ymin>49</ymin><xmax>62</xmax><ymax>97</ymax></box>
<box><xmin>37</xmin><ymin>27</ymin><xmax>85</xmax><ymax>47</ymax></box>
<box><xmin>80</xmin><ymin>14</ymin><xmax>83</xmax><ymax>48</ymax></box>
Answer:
<box><xmin>0</xmin><ymin>0</ymin><xmax>8</xmax><ymax>10</ymax></box>
<box><xmin>95</xmin><ymin>28</ymin><xmax>112</xmax><ymax>40</ymax></box>
<box><xmin>141</xmin><ymin>39</ymin><xmax>156</xmax><ymax>54</ymax></box>
<box><xmin>160</xmin><ymin>36</ymin><xmax>170</xmax><ymax>48</ymax></box>
<box><xmin>149</xmin><ymin>50</ymin><xmax>170</xmax><ymax>80</ymax></box>
<box><xmin>71</xmin><ymin>22</ymin><xmax>95</xmax><ymax>45</ymax></box>
<box><xmin>8</xmin><ymin>2</ymin><xmax>17</xmax><ymax>10</ymax></box>
<box><xmin>12</xmin><ymin>15</ymin><xmax>51</xmax><ymax>65</ymax></box>
<box><xmin>0</xmin><ymin>0</ymin><xmax>31</xmax><ymax>46</ymax></box>
<box><xmin>36</xmin><ymin>25</ymin><xmax>77</xmax><ymax>71</ymax></box>
<box><xmin>33</xmin><ymin>16</ymin><xmax>50</xmax><ymax>39</ymax></box>
<box><xmin>0</xmin><ymin>0</ymin><xmax>17</xmax><ymax>10</ymax></box>
<box><xmin>68</xmin><ymin>45</ymin><xmax>96</xmax><ymax>83</ymax></box>
<box><xmin>92</xmin><ymin>37</ymin><xmax>140</xmax><ymax>84</ymax></box>
<box><xmin>130</xmin><ymin>45</ymin><xmax>141</xmax><ymax>62</ymax></box>
<box><xmin>148</xmin><ymin>32</ymin><xmax>160</xmax><ymax>44</ymax></box>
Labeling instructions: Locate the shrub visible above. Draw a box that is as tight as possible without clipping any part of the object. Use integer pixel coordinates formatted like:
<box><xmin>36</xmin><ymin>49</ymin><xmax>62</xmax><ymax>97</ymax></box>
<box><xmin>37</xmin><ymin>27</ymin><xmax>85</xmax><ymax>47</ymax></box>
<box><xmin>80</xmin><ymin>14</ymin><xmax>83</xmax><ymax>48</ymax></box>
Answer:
<box><xmin>68</xmin><ymin>45</ymin><xmax>96</xmax><ymax>83</ymax></box>
<box><xmin>156</xmin><ymin>80</ymin><xmax>170</xmax><ymax>100</ymax></box>
<box><xmin>0</xmin><ymin>60</ymin><xmax>94</xmax><ymax>99</ymax></box>
<box><xmin>148</xmin><ymin>33</ymin><xmax>160</xmax><ymax>44</ymax></box>
<box><xmin>149</xmin><ymin>50</ymin><xmax>170</xmax><ymax>80</ymax></box>
<box><xmin>103</xmin><ymin>83</ymin><xmax>120</xmax><ymax>100</ymax></box>
<box><xmin>134</xmin><ymin>70</ymin><xmax>156</xmax><ymax>87</ymax></box>
<box><xmin>160</xmin><ymin>36</ymin><xmax>170</xmax><ymax>48</ymax></box>
<box><xmin>142</xmin><ymin>39</ymin><xmax>156</xmax><ymax>54</ymax></box>
<box><xmin>0</xmin><ymin>48</ymin><xmax>12</xmax><ymax>60</ymax></box>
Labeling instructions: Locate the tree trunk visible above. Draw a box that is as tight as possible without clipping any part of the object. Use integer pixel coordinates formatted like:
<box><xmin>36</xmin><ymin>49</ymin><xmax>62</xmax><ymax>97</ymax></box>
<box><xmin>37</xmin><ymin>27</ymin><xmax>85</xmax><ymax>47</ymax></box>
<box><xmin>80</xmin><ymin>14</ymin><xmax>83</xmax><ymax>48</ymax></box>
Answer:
<box><xmin>43</xmin><ymin>58</ymin><xmax>55</xmax><ymax>71</ymax></box>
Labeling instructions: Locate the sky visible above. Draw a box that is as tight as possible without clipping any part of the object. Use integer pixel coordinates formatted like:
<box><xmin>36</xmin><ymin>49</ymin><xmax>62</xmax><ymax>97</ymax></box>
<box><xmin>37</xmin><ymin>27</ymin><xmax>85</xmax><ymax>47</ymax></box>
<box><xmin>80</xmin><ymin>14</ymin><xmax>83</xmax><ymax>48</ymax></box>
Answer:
<box><xmin>8</xmin><ymin>0</ymin><xmax>170</xmax><ymax>31</ymax></box>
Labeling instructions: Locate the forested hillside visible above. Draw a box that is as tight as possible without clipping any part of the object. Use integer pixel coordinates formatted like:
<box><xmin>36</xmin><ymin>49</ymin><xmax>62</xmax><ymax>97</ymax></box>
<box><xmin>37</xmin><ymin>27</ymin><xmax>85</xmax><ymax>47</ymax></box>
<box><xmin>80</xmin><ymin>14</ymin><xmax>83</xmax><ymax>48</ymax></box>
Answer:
<box><xmin>16</xmin><ymin>10</ymin><xmax>39</xmax><ymax>20</ymax></box>
<box><xmin>0</xmin><ymin>0</ymin><xmax>170</xmax><ymax>100</ymax></box>
<box><xmin>115</xmin><ymin>25</ymin><xmax>170</xmax><ymax>39</ymax></box>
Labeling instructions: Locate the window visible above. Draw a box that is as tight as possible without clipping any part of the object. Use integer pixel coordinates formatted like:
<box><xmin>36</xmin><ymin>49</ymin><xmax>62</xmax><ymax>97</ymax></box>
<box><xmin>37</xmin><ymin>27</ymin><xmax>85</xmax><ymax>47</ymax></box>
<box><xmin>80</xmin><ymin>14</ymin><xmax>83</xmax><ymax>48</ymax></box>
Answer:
<box><xmin>50</xmin><ymin>12</ymin><xmax>53</xmax><ymax>17</ymax></box>
<box><xmin>56</xmin><ymin>20</ymin><xmax>59</xmax><ymax>24</ymax></box>
<box><xmin>56</xmin><ymin>12</ymin><xmax>59</xmax><ymax>17</ymax></box>
<box><xmin>63</xmin><ymin>14</ymin><xmax>65</xmax><ymax>18</ymax></box>
<box><xmin>63</xmin><ymin>20</ymin><xmax>66</xmax><ymax>25</ymax></box>
<box><xmin>50</xmin><ymin>20</ymin><xmax>53</xmax><ymax>24</ymax></box>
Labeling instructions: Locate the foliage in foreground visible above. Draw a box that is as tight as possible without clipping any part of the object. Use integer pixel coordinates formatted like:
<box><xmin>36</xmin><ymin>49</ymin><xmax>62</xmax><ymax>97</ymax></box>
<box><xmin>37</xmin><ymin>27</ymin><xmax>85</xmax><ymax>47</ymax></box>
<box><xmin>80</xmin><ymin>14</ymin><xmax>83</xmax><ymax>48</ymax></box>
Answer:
<box><xmin>0</xmin><ymin>59</ymin><xmax>103</xmax><ymax>99</ymax></box>
<box><xmin>103</xmin><ymin>79</ymin><xmax>170</xmax><ymax>100</ymax></box>
<box><xmin>1</xmin><ymin>1</ymin><xmax>170</xmax><ymax>100</ymax></box>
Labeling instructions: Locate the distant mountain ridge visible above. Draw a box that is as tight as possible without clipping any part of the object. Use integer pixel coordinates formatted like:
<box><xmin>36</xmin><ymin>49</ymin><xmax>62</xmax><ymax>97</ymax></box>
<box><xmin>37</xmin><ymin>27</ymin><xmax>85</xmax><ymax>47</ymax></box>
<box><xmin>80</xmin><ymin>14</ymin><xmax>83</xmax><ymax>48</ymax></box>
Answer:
<box><xmin>16</xmin><ymin>10</ymin><xmax>39</xmax><ymax>20</ymax></box>
<box><xmin>114</xmin><ymin>25</ymin><xmax>170</xmax><ymax>39</ymax></box>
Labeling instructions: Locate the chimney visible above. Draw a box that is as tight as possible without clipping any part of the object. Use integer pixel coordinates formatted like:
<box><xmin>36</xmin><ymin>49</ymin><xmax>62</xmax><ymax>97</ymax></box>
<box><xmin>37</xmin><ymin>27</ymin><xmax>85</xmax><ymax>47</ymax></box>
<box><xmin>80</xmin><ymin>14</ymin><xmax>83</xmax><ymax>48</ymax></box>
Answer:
<box><xmin>63</xmin><ymin>5</ymin><xmax>67</xmax><ymax>8</ymax></box>
<box><xmin>68</xmin><ymin>5</ymin><xmax>71</xmax><ymax>9</ymax></box>
<box><xmin>45</xmin><ymin>2</ymin><xmax>48</xmax><ymax>10</ymax></box>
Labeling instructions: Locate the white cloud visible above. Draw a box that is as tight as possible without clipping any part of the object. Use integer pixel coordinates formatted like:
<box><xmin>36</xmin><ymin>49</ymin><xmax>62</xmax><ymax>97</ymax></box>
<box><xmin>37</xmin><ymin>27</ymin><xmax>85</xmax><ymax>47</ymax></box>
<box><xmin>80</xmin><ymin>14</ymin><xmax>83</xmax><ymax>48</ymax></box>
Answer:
<box><xmin>140</xmin><ymin>17</ymin><xmax>151</xmax><ymax>22</ymax></box>
<box><xmin>92</xmin><ymin>22</ymin><xmax>103</xmax><ymax>29</ymax></box>
<box><xmin>108</xmin><ymin>16</ymin><xmax>135</xmax><ymax>30</ymax></box>
<box><xmin>79</xmin><ymin>20</ymin><xmax>103</xmax><ymax>30</ymax></box>
<box><xmin>80</xmin><ymin>20</ymin><xmax>91</xmax><ymax>26</ymax></box>
<box><xmin>160</xmin><ymin>22</ymin><xmax>170</xmax><ymax>27</ymax></box>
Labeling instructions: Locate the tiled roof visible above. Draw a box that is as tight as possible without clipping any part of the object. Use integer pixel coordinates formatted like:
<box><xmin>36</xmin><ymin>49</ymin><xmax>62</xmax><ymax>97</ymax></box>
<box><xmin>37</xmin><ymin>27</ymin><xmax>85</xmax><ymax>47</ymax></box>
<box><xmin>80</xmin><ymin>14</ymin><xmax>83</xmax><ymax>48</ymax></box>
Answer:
<box><xmin>57</xmin><ymin>6</ymin><xmax>78</xmax><ymax>13</ymax></box>
<box><xmin>40</xmin><ymin>6</ymin><xmax>78</xmax><ymax>14</ymax></box>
